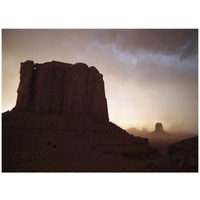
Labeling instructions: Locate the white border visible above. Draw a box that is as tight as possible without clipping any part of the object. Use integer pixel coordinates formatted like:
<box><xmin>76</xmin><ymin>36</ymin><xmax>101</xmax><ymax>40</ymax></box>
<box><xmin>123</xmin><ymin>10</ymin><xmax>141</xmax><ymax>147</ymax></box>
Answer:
<box><xmin>1</xmin><ymin>1</ymin><xmax>199</xmax><ymax>200</ymax></box>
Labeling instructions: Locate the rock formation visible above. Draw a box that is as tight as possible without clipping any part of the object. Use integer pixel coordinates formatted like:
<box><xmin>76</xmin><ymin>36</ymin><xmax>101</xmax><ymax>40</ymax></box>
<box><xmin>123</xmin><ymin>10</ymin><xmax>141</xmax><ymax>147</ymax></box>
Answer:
<box><xmin>15</xmin><ymin>60</ymin><xmax>35</xmax><ymax>111</ymax></box>
<box><xmin>3</xmin><ymin>60</ymin><xmax>160</xmax><ymax>172</ymax></box>
<box><xmin>149</xmin><ymin>122</ymin><xmax>170</xmax><ymax>136</ymax></box>
<box><xmin>155</xmin><ymin>123</ymin><xmax>164</xmax><ymax>133</ymax></box>
<box><xmin>14</xmin><ymin>60</ymin><xmax>109</xmax><ymax>122</ymax></box>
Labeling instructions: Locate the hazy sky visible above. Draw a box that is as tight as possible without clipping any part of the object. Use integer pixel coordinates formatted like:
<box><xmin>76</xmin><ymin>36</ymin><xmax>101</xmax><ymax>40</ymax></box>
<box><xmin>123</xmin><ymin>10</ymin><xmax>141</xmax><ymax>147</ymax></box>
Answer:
<box><xmin>2</xmin><ymin>29</ymin><xmax>198</xmax><ymax>132</ymax></box>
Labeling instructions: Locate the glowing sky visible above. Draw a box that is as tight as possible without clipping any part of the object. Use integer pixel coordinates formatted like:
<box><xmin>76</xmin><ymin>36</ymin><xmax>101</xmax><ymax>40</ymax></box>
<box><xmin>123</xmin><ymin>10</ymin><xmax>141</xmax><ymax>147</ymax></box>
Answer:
<box><xmin>2</xmin><ymin>29</ymin><xmax>198</xmax><ymax>132</ymax></box>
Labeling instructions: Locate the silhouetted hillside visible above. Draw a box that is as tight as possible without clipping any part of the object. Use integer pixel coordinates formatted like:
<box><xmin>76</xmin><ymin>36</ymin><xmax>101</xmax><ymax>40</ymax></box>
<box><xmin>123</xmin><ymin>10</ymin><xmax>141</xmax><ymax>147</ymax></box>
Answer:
<box><xmin>2</xmin><ymin>61</ymin><xmax>159</xmax><ymax>172</ymax></box>
<box><xmin>146</xmin><ymin>136</ymin><xmax>198</xmax><ymax>172</ymax></box>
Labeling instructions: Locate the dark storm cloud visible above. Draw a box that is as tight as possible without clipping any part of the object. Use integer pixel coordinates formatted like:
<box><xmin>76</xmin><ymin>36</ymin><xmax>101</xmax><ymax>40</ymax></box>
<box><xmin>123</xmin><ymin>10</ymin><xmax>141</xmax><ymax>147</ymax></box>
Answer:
<box><xmin>94</xmin><ymin>29</ymin><xmax>198</xmax><ymax>60</ymax></box>
<box><xmin>3</xmin><ymin>29</ymin><xmax>197</xmax><ymax>61</ymax></box>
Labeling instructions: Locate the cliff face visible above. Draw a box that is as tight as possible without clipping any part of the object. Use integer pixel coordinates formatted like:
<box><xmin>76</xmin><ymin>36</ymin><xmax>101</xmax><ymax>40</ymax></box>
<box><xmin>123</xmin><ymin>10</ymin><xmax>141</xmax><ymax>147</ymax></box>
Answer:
<box><xmin>14</xmin><ymin>60</ymin><xmax>109</xmax><ymax>122</ymax></box>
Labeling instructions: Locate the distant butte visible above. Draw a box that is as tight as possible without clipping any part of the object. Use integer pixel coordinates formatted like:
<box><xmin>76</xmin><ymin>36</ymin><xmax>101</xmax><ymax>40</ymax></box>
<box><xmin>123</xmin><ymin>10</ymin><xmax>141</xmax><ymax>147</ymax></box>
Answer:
<box><xmin>150</xmin><ymin>122</ymin><xmax>170</xmax><ymax>136</ymax></box>
<box><xmin>14</xmin><ymin>60</ymin><xmax>109</xmax><ymax>122</ymax></box>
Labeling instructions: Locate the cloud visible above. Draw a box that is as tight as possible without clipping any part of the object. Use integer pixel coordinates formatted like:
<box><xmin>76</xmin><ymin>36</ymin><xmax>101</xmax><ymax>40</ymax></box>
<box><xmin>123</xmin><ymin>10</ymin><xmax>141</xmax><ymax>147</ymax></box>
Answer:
<box><xmin>94</xmin><ymin>29</ymin><xmax>198</xmax><ymax>59</ymax></box>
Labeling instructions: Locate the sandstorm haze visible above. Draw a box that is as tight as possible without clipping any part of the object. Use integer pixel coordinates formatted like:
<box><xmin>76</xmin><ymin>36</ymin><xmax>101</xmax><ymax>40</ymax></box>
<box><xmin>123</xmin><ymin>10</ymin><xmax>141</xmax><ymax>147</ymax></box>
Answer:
<box><xmin>2</xmin><ymin>29</ymin><xmax>198</xmax><ymax>133</ymax></box>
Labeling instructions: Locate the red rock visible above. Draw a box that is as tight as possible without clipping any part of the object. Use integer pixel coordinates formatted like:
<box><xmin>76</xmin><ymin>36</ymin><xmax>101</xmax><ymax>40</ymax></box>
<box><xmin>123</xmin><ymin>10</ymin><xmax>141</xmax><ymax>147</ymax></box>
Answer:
<box><xmin>149</xmin><ymin>122</ymin><xmax>171</xmax><ymax>137</ymax></box>
<box><xmin>15</xmin><ymin>60</ymin><xmax>34</xmax><ymax>111</ymax></box>
<box><xmin>14</xmin><ymin>61</ymin><xmax>109</xmax><ymax>122</ymax></box>
<box><xmin>87</xmin><ymin>66</ymin><xmax>108</xmax><ymax>121</ymax></box>
<box><xmin>155</xmin><ymin>123</ymin><xmax>164</xmax><ymax>132</ymax></box>
<box><xmin>63</xmin><ymin>63</ymin><xmax>89</xmax><ymax>115</ymax></box>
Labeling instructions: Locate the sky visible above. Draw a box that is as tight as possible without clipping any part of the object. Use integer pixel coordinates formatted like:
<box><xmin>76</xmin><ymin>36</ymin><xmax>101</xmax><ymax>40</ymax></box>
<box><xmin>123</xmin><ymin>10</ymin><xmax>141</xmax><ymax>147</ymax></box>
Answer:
<box><xmin>2</xmin><ymin>29</ymin><xmax>198</xmax><ymax>133</ymax></box>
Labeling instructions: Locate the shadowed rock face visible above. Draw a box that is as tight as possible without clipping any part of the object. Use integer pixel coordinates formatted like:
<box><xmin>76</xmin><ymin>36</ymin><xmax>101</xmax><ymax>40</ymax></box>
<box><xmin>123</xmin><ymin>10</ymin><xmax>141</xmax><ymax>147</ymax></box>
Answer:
<box><xmin>155</xmin><ymin>123</ymin><xmax>164</xmax><ymax>132</ymax></box>
<box><xmin>15</xmin><ymin>60</ymin><xmax>35</xmax><ymax>111</ymax></box>
<box><xmin>14</xmin><ymin>60</ymin><xmax>109</xmax><ymax>122</ymax></box>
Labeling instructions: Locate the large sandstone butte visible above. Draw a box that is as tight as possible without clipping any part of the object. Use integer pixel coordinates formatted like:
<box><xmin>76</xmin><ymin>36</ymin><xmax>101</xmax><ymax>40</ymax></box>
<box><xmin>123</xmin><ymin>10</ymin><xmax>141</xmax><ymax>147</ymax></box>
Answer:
<box><xmin>3</xmin><ymin>60</ymin><xmax>163</xmax><ymax>172</ymax></box>
<box><xmin>14</xmin><ymin>60</ymin><xmax>108</xmax><ymax>122</ymax></box>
